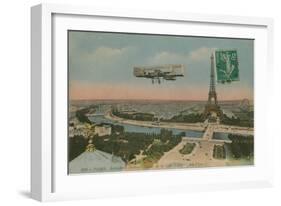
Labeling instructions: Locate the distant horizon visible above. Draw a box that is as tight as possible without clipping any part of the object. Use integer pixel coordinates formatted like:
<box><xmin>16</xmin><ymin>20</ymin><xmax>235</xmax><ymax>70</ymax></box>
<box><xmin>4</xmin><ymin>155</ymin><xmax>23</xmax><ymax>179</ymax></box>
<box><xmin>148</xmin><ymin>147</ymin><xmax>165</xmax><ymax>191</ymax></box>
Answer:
<box><xmin>70</xmin><ymin>97</ymin><xmax>253</xmax><ymax>102</ymax></box>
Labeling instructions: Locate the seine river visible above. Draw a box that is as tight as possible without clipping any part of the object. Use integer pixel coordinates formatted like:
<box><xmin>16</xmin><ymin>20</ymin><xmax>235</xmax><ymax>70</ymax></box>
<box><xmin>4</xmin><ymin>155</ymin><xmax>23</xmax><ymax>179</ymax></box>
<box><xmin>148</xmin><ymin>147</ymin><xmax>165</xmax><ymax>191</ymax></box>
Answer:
<box><xmin>88</xmin><ymin>115</ymin><xmax>204</xmax><ymax>138</ymax></box>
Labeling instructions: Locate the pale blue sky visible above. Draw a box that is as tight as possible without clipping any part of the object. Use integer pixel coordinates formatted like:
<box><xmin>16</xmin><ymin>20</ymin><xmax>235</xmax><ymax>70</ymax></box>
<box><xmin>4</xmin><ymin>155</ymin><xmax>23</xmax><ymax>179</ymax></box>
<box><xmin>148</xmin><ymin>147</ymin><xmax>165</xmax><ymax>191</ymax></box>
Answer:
<box><xmin>69</xmin><ymin>31</ymin><xmax>254</xmax><ymax>100</ymax></box>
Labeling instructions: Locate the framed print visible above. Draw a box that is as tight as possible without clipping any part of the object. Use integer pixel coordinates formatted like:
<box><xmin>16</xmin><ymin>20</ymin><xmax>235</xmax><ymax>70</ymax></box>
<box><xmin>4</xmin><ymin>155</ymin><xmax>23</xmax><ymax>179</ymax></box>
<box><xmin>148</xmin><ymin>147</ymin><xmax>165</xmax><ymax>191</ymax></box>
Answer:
<box><xmin>31</xmin><ymin>3</ymin><xmax>274</xmax><ymax>201</ymax></box>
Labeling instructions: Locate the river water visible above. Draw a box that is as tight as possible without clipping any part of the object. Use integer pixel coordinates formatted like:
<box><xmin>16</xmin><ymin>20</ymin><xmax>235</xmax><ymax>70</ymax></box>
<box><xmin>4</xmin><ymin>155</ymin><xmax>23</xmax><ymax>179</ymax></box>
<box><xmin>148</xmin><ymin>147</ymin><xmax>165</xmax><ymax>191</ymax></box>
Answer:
<box><xmin>88</xmin><ymin>115</ymin><xmax>204</xmax><ymax>138</ymax></box>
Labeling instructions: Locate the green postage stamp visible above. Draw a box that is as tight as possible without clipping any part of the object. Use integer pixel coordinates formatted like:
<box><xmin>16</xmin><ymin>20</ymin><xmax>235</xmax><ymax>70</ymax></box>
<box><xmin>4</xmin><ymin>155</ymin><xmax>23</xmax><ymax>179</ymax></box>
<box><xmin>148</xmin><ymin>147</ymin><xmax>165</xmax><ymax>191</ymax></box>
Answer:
<box><xmin>215</xmin><ymin>50</ymin><xmax>239</xmax><ymax>83</ymax></box>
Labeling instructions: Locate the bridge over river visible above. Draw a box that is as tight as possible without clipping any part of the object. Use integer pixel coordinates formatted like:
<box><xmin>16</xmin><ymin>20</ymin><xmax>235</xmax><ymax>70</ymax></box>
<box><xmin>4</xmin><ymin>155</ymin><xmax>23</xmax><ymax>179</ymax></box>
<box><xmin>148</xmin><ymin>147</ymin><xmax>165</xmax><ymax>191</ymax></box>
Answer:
<box><xmin>182</xmin><ymin>124</ymin><xmax>253</xmax><ymax>144</ymax></box>
<box><xmin>104</xmin><ymin>110</ymin><xmax>254</xmax><ymax>143</ymax></box>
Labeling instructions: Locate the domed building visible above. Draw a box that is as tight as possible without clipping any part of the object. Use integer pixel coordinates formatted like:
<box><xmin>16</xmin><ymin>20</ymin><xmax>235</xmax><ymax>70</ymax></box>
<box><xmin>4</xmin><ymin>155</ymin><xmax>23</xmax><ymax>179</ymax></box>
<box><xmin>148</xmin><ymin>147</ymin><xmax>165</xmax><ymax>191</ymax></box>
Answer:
<box><xmin>69</xmin><ymin>140</ymin><xmax>126</xmax><ymax>174</ymax></box>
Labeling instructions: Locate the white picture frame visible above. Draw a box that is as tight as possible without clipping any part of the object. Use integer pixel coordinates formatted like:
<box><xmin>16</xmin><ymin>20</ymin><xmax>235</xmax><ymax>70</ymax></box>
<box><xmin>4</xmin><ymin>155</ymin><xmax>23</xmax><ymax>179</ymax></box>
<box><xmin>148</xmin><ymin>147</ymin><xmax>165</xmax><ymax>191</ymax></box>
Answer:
<box><xmin>31</xmin><ymin>3</ymin><xmax>274</xmax><ymax>202</ymax></box>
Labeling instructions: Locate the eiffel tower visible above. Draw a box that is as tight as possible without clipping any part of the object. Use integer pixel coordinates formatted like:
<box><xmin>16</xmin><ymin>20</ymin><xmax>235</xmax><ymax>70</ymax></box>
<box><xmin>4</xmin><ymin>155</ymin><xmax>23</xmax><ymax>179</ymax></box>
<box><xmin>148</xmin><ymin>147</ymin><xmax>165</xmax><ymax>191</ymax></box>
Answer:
<box><xmin>203</xmin><ymin>54</ymin><xmax>223</xmax><ymax>120</ymax></box>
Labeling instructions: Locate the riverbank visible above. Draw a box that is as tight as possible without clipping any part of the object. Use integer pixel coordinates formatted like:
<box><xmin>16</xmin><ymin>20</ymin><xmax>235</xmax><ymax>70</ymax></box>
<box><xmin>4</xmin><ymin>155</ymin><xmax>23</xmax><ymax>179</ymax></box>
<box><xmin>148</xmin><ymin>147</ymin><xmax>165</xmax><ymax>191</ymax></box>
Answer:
<box><xmin>104</xmin><ymin>110</ymin><xmax>206</xmax><ymax>132</ymax></box>
<box><xmin>104</xmin><ymin>110</ymin><xmax>254</xmax><ymax>136</ymax></box>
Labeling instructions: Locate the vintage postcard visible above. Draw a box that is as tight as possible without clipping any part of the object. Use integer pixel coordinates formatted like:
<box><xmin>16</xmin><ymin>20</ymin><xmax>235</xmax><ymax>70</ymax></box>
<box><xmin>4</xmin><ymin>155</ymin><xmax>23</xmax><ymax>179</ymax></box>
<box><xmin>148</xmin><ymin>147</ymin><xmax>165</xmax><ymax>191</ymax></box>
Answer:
<box><xmin>68</xmin><ymin>31</ymin><xmax>254</xmax><ymax>174</ymax></box>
